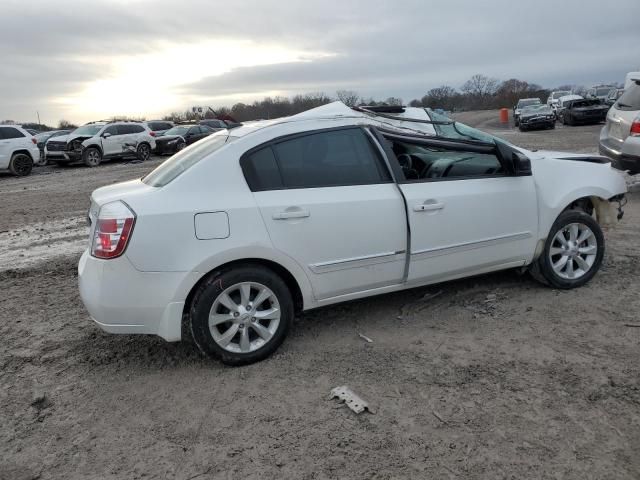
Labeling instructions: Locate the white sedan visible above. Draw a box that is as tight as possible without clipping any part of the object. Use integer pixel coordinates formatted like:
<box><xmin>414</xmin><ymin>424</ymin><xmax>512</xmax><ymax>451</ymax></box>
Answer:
<box><xmin>79</xmin><ymin>102</ymin><xmax>627</xmax><ymax>365</ymax></box>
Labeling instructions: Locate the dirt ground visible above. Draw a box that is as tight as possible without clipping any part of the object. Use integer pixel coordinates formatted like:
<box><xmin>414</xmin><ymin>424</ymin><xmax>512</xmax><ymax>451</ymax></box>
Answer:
<box><xmin>1</xmin><ymin>115</ymin><xmax>639</xmax><ymax>480</ymax></box>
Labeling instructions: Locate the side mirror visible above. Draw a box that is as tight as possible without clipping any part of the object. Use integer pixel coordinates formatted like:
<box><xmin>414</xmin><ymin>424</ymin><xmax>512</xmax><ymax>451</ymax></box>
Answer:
<box><xmin>513</xmin><ymin>152</ymin><xmax>532</xmax><ymax>175</ymax></box>
<box><xmin>102</xmin><ymin>132</ymin><xmax>112</xmax><ymax>138</ymax></box>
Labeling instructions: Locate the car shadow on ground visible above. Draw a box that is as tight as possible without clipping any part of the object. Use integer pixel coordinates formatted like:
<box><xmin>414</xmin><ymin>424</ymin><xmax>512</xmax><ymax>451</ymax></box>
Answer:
<box><xmin>64</xmin><ymin>268</ymin><xmax>538</xmax><ymax>372</ymax></box>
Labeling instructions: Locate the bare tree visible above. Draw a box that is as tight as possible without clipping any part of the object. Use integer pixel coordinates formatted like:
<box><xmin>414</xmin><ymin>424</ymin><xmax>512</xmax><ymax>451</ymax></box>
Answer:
<box><xmin>58</xmin><ymin>119</ymin><xmax>77</xmax><ymax>129</ymax></box>
<box><xmin>421</xmin><ymin>86</ymin><xmax>458</xmax><ymax>110</ymax></box>
<box><xmin>336</xmin><ymin>90</ymin><xmax>361</xmax><ymax>107</ymax></box>
<box><xmin>408</xmin><ymin>99</ymin><xmax>423</xmax><ymax>107</ymax></box>
<box><xmin>461</xmin><ymin>74</ymin><xmax>499</xmax><ymax>97</ymax></box>
<box><xmin>384</xmin><ymin>97</ymin><xmax>403</xmax><ymax>106</ymax></box>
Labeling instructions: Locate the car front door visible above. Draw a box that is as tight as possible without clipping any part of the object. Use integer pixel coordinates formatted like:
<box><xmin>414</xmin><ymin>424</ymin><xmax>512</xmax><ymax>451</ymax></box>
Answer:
<box><xmin>378</xmin><ymin>132</ymin><xmax>539</xmax><ymax>284</ymax></box>
<box><xmin>243</xmin><ymin>126</ymin><xmax>407</xmax><ymax>301</ymax></box>
<box><xmin>0</xmin><ymin>128</ymin><xmax>10</xmax><ymax>168</ymax></box>
<box><xmin>101</xmin><ymin>125</ymin><xmax>123</xmax><ymax>156</ymax></box>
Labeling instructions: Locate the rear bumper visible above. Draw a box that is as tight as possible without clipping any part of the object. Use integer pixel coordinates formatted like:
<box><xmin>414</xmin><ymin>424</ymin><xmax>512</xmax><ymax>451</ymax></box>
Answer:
<box><xmin>599</xmin><ymin>138</ymin><xmax>640</xmax><ymax>173</ymax></box>
<box><xmin>78</xmin><ymin>250</ymin><xmax>192</xmax><ymax>341</ymax></box>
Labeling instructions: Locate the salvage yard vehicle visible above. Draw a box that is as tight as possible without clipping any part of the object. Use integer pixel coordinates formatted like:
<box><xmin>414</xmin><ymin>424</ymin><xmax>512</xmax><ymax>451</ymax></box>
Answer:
<box><xmin>560</xmin><ymin>98</ymin><xmax>609</xmax><ymax>126</ymax></box>
<box><xmin>45</xmin><ymin>121</ymin><xmax>156</xmax><ymax>167</ymax></box>
<box><xmin>513</xmin><ymin>98</ymin><xmax>541</xmax><ymax>126</ymax></box>
<box><xmin>600</xmin><ymin>77</ymin><xmax>640</xmax><ymax>174</ymax></box>
<box><xmin>586</xmin><ymin>85</ymin><xmax>616</xmax><ymax>102</ymax></box>
<box><xmin>518</xmin><ymin>104</ymin><xmax>556</xmax><ymax>131</ymax></box>
<box><xmin>142</xmin><ymin>120</ymin><xmax>174</xmax><ymax>137</ymax></box>
<box><xmin>547</xmin><ymin>90</ymin><xmax>571</xmax><ymax>109</ymax></box>
<box><xmin>79</xmin><ymin>102</ymin><xmax>627</xmax><ymax>365</ymax></box>
<box><xmin>34</xmin><ymin>130</ymin><xmax>70</xmax><ymax>166</ymax></box>
<box><xmin>154</xmin><ymin>124</ymin><xmax>214</xmax><ymax>155</ymax></box>
<box><xmin>0</xmin><ymin>125</ymin><xmax>40</xmax><ymax>176</ymax></box>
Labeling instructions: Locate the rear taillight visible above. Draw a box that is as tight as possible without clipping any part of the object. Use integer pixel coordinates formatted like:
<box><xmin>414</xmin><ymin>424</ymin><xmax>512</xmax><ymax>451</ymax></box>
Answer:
<box><xmin>31</xmin><ymin>137</ymin><xmax>37</xmax><ymax>144</ymax></box>
<box><xmin>149</xmin><ymin>131</ymin><xmax>156</xmax><ymax>137</ymax></box>
<box><xmin>631</xmin><ymin>118</ymin><xmax>640</xmax><ymax>136</ymax></box>
<box><xmin>91</xmin><ymin>201</ymin><xmax>136</xmax><ymax>259</ymax></box>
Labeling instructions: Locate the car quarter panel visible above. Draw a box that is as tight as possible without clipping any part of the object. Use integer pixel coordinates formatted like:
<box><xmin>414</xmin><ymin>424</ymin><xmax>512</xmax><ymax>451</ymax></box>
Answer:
<box><xmin>530</xmin><ymin>156</ymin><xmax>627</xmax><ymax>238</ymax></box>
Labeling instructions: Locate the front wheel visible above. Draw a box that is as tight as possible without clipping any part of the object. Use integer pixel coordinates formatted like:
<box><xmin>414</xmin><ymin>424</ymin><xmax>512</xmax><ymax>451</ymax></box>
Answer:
<box><xmin>190</xmin><ymin>265</ymin><xmax>294</xmax><ymax>365</ymax></box>
<box><xmin>83</xmin><ymin>147</ymin><xmax>102</xmax><ymax>167</ymax></box>
<box><xmin>531</xmin><ymin>211</ymin><xmax>604</xmax><ymax>289</ymax></box>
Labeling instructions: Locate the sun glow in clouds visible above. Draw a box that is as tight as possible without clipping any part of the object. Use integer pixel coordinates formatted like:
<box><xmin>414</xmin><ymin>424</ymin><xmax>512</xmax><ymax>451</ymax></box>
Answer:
<box><xmin>57</xmin><ymin>40</ymin><xmax>332</xmax><ymax>120</ymax></box>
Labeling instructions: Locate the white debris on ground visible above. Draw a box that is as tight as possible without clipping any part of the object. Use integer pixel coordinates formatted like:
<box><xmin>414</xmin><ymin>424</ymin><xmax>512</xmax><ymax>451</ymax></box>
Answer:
<box><xmin>0</xmin><ymin>217</ymin><xmax>88</xmax><ymax>271</ymax></box>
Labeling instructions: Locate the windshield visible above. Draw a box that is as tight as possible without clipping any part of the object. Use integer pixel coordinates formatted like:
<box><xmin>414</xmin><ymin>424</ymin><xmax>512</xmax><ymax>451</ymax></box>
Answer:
<box><xmin>164</xmin><ymin>126</ymin><xmax>191</xmax><ymax>136</ymax></box>
<box><xmin>517</xmin><ymin>99</ymin><xmax>541</xmax><ymax>108</ymax></box>
<box><xmin>425</xmin><ymin>109</ymin><xmax>501</xmax><ymax>144</ymax></box>
<box><xmin>522</xmin><ymin>105</ymin><xmax>552</xmax><ymax>114</ymax></box>
<box><xmin>72</xmin><ymin>125</ymin><xmax>102</xmax><ymax>136</ymax></box>
<box><xmin>596</xmin><ymin>88</ymin><xmax>613</xmax><ymax>96</ymax></box>
<box><xmin>552</xmin><ymin>91</ymin><xmax>570</xmax><ymax>99</ymax></box>
<box><xmin>143</xmin><ymin>133</ymin><xmax>234</xmax><ymax>187</ymax></box>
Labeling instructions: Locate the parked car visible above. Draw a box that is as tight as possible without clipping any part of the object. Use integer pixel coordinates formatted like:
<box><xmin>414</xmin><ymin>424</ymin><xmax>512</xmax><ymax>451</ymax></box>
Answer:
<box><xmin>200</xmin><ymin>119</ymin><xmax>242</xmax><ymax>130</ymax></box>
<box><xmin>555</xmin><ymin>94</ymin><xmax>583</xmax><ymax>120</ymax></box>
<box><xmin>34</xmin><ymin>130</ymin><xmax>71</xmax><ymax>166</ymax></box>
<box><xmin>79</xmin><ymin>102</ymin><xmax>627</xmax><ymax>365</ymax></box>
<box><xmin>24</xmin><ymin>128</ymin><xmax>40</xmax><ymax>136</ymax></box>
<box><xmin>560</xmin><ymin>98</ymin><xmax>609</xmax><ymax>126</ymax></box>
<box><xmin>518</xmin><ymin>104</ymin><xmax>556</xmax><ymax>131</ymax></box>
<box><xmin>585</xmin><ymin>85</ymin><xmax>616</xmax><ymax>102</ymax></box>
<box><xmin>599</xmin><ymin>78</ymin><xmax>640</xmax><ymax>174</ymax></box>
<box><xmin>513</xmin><ymin>98</ymin><xmax>541</xmax><ymax>126</ymax></box>
<box><xmin>142</xmin><ymin>120</ymin><xmax>174</xmax><ymax>137</ymax></box>
<box><xmin>547</xmin><ymin>90</ymin><xmax>572</xmax><ymax>109</ymax></box>
<box><xmin>154</xmin><ymin>124</ymin><xmax>214</xmax><ymax>155</ymax></box>
<box><xmin>45</xmin><ymin>121</ymin><xmax>156</xmax><ymax>167</ymax></box>
<box><xmin>0</xmin><ymin>125</ymin><xmax>40</xmax><ymax>176</ymax></box>
<box><xmin>605</xmin><ymin>88</ymin><xmax>625</xmax><ymax>106</ymax></box>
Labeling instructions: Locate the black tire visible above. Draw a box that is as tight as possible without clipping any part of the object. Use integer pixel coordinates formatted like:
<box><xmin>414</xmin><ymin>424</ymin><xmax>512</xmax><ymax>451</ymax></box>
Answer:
<box><xmin>531</xmin><ymin>210</ymin><xmax>605</xmax><ymax>289</ymax></box>
<box><xmin>176</xmin><ymin>141</ymin><xmax>186</xmax><ymax>152</ymax></box>
<box><xmin>514</xmin><ymin>118</ymin><xmax>519</xmax><ymax>127</ymax></box>
<box><xmin>190</xmin><ymin>265</ymin><xmax>294</xmax><ymax>365</ymax></box>
<box><xmin>82</xmin><ymin>147</ymin><xmax>102</xmax><ymax>167</ymax></box>
<box><xmin>550</xmin><ymin>123</ymin><xmax>556</xmax><ymax>129</ymax></box>
<box><xmin>137</xmin><ymin>143</ymin><xmax>151</xmax><ymax>161</ymax></box>
<box><xmin>519</xmin><ymin>125</ymin><xmax>526</xmax><ymax>132</ymax></box>
<box><xmin>9</xmin><ymin>153</ymin><xmax>33</xmax><ymax>176</ymax></box>
<box><xmin>566</xmin><ymin>114</ymin><xmax>574</xmax><ymax>126</ymax></box>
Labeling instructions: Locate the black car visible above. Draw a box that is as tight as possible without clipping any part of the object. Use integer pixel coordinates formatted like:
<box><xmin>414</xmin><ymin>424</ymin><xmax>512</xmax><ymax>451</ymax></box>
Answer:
<box><xmin>199</xmin><ymin>118</ymin><xmax>242</xmax><ymax>130</ymax></box>
<box><xmin>560</xmin><ymin>99</ymin><xmax>609</xmax><ymax>126</ymax></box>
<box><xmin>518</xmin><ymin>105</ymin><xmax>556</xmax><ymax>131</ymax></box>
<box><xmin>154</xmin><ymin>124</ymin><xmax>214</xmax><ymax>155</ymax></box>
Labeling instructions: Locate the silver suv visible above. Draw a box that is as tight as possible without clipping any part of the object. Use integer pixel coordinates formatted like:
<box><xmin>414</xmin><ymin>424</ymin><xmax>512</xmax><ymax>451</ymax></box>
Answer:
<box><xmin>599</xmin><ymin>78</ymin><xmax>640</xmax><ymax>174</ymax></box>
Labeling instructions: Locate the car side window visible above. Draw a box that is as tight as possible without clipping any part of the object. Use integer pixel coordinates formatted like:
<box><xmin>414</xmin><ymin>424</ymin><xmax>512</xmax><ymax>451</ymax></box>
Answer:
<box><xmin>129</xmin><ymin>125</ymin><xmax>144</xmax><ymax>134</ymax></box>
<box><xmin>273</xmin><ymin>128</ymin><xmax>389</xmax><ymax>189</ymax></box>
<box><xmin>104</xmin><ymin>125</ymin><xmax>119</xmax><ymax>136</ymax></box>
<box><xmin>0</xmin><ymin>127</ymin><xmax>25</xmax><ymax>139</ymax></box>
<box><xmin>387</xmin><ymin>139</ymin><xmax>504</xmax><ymax>182</ymax></box>
<box><xmin>242</xmin><ymin>146</ymin><xmax>283</xmax><ymax>191</ymax></box>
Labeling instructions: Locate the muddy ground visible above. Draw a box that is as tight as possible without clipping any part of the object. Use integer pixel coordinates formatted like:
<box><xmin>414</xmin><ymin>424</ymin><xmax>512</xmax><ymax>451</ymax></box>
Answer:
<box><xmin>1</xmin><ymin>114</ymin><xmax>639</xmax><ymax>479</ymax></box>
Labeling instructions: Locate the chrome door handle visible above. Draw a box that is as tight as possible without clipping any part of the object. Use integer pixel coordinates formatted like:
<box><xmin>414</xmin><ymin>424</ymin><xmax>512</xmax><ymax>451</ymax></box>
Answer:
<box><xmin>273</xmin><ymin>209</ymin><xmax>310</xmax><ymax>220</ymax></box>
<box><xmin>414</xmin><ymin>201</ymin><xmax>444</xmax><ymax>212</ymax></box>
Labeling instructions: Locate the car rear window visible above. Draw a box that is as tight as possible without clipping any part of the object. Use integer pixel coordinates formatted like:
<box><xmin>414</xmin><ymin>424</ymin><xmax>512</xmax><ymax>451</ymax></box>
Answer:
<box><xmin>0</xmin><ymin>127</ymin><xmax>26</xmax><ymax>139</ymax></box>
<box><xmin>615</xmin><ymin>82</ymin><xmax>640</xmax><ymax>111</ymax></box>
<box><xmin>143</xmin><ymin>133</ymin><xmax>234</xmax><ymax>187</ymax></box>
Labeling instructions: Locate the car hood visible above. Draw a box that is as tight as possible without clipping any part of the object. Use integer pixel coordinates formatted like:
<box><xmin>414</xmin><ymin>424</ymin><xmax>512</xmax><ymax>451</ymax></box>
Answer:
<box><xmin>572</xmin><ymin>105</ymin><xmax>608</xmax><ymax>111</ymax></box>
<box><xmin>46</xmin><ymin>134</ymin><xmax>70</xmax><ymax>143</ymax></box>
<box><xmin>521</xmin><ymin>111</ymin><xmax>553</xmax><ymax>119</ymax></box>
<box><xmin>155</xmin><ymin>134</ymin><xmax>184</xmax><ymax>142</ymax></box>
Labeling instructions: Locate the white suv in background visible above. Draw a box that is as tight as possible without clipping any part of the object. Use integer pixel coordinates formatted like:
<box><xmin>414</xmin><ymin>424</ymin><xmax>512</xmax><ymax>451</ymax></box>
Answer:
<box><xmin>0</xmin><ymin>125</ymin><xmax>40</xmax><ymax>176</ymax></box>
<box><xmin>45</xmin><ymin>121</ymin><xmax>156</xmax><ymax>167</ymax></box>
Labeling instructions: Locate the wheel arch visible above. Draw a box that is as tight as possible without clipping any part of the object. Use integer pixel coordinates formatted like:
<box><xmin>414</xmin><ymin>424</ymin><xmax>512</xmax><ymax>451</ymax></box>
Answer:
<box><xmin>11</xmin><ymin>149</ymin><xmax>35</xmax><ymax>160</ymax></box>
<box><xmin>84</xmin><ymin>143</ymin><xmax>103</xmax><ymax>155</ymax></box>
<box><xmin>181</xmin><ymin>256</ymin><xmax>310</xmax><ymax>337</ymax></box>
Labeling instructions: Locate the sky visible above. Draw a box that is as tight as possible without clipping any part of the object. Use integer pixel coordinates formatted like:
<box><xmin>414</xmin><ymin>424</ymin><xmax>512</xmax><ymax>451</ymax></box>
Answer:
<box><xmin>1</xmin><ymin>0</ymin><xmax>638</xmax><ymax>125</ymax></box>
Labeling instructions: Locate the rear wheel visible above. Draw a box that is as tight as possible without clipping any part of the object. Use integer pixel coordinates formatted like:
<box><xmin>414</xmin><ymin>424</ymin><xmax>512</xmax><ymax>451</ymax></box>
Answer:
<box><xmin>530</xmin><ymin>211</ymin><xmax>604</xmax><ymax>289</ymax></box>
<box><xmin>190</xmin><ymin>265</ymin><xmax>294</xmax><ymax>365</ymax></box>
<box><xmin>83</xmin><ymin>147</ymin><xmax>101</xmax><ymax>167</ymax></box>
<box><xmin>136</xmin><ymin>143</ymin><xmax>151</xmax><ymax>161</ymax></box>
<box><xmin>9</xmin><ymin>153</ymin><xmax>33</xmax><ymax>176</ymax></box>
<box><xmin>176</xmin><ymin>141</ymin><xmax>186</xmax><ymax>152</ymax></box>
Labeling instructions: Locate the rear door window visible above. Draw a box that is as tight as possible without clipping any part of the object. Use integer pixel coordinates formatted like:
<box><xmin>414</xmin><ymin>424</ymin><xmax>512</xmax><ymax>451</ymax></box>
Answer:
<box><xmin>272</xmin><ymin>128</ymin><xmax>390</xmax><ymax>189</ymax></box>
<box><xmin>0</xmin><ymin>127</ymin><xmax>25</xmax><ymax>139</ymax></box>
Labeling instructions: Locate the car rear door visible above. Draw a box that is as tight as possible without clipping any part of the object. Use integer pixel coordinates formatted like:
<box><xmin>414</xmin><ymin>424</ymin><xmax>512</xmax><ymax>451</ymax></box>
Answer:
<box><xmin>376</xmin><ymin>131</ymin><xmax>538</xmax><ymax>284</ymax></box>
<box><xmin>243</xmin><ymin>126</ymin><xmax>407</xmax><ymax>300</ymax></box>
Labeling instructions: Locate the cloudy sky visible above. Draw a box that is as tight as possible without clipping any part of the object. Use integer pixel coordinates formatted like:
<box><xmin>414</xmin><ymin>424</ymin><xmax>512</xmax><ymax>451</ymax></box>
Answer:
<box><xmin>2</xmin><ymin>0</ymin><xmax>638</xmax><ymax>124</ymax></box>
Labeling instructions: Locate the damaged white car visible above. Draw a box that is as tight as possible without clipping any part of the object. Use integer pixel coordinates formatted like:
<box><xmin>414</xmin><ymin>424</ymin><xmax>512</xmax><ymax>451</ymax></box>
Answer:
<box><xmin>79</xmin><ymin>102</ymin><xmax>627</xmax><ymax>365</ymax></box>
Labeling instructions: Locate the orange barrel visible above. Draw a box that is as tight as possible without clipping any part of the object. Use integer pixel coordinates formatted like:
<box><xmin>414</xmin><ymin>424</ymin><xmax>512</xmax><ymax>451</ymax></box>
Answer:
<box><xmin>499</xmin><ymin>108</ymin><xmax>509</xmax><ymax>124</ymax></box>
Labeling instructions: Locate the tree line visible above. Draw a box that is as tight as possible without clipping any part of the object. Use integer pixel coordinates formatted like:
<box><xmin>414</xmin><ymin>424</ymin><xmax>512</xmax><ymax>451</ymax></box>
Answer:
<box><xmin>1</xmin><ymin>74</ymin><xmax>604</xmax><ymax>129</ymax></box>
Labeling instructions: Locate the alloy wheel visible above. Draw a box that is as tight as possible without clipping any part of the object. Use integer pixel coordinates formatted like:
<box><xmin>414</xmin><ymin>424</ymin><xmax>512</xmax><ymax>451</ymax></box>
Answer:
<box><xmin>86</xmin><ymin>149</ymin><xmax>101</xmax><ymax>166</ymax></box>
<box><xmin>138</xmin><ymin>144</ymin><xmax>150</xmax><ymax>160</ymax></box>
<box><xmin>208</xmin><ymin>282</ymin><xmax>281</xmax><ymax>354</ymax></box>
<box><xmin>549</xmin><ymin>222</ymin><xmax>597</xmax><ymax>280</ymax></box>
<box><xmin>11</xmin><ymin>154</ymin><xmax>32</xmax><ymax>176</ymax></box>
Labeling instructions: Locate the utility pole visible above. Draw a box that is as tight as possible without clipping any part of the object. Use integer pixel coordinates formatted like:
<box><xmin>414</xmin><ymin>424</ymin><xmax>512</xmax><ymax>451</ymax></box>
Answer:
<box><xmin>37</xmin><ymin>111</ymin><xmax>41</xmax><ymax>126</ymax></box>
